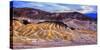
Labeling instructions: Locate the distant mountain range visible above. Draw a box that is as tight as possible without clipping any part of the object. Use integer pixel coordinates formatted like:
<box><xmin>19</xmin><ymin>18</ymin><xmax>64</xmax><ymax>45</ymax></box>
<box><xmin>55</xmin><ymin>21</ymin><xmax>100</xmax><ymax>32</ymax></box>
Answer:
<box><xmin>85</xmin><ymin>13</ymin><xmax>97</xmax><ymax>20</ymax></box>
<box><xmin>11</xmin><ymin>8</ymin><xmax>96</xmax><ymax>21</ymax></box>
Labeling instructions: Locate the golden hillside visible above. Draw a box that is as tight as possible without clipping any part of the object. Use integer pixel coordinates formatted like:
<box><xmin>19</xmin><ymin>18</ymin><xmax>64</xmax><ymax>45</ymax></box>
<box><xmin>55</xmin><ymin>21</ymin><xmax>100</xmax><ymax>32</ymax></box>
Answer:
<box><xmin>10</xmin><ymin>19</ymin><xmax>97</xmax><ymax>48</ymax></box>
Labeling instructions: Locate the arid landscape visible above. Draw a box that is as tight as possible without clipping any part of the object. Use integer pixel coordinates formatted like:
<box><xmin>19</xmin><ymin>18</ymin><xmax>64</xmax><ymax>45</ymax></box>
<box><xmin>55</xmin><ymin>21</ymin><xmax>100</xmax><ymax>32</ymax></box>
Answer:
<box><xmin>10</xmin><ymin>1</ymin><xmax>98</xmax><ymax>49</ymax></box>
<box><xmin>10</xmin><ymin>7</ymin><xmax>97</xmax><ymax>49</ymax></box>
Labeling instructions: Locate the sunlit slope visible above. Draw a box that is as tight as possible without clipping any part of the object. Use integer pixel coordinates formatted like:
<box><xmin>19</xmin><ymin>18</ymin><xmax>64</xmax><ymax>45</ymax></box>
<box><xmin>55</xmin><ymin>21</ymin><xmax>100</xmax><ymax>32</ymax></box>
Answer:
<box><xmin>11</xmin><ymin>20</ymin><xmax>96</xmax><ymax>45</ymax></box>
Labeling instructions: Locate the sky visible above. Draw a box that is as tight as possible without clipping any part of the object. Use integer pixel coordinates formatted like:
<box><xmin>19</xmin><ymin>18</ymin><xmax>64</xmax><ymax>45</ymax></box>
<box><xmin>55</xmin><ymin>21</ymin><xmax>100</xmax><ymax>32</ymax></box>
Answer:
<box><xmin>11</xmin><ymin>1</ymin><xmax>97</xmax><ymax>19</ymax></box>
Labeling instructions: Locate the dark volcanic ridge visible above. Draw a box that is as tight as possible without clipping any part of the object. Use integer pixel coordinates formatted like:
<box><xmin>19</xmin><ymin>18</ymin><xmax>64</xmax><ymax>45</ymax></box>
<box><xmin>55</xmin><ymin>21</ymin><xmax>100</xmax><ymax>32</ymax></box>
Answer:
<box><xmin>11</xmin><ymin>8</ymin><xmax>96</xmax><ymax>21</ymax></box>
